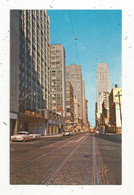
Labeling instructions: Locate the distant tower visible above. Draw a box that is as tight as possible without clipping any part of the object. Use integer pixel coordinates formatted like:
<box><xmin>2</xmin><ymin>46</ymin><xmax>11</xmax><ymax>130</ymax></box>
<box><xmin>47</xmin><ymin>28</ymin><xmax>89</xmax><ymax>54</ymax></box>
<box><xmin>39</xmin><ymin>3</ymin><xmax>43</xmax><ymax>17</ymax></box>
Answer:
<box><xmin>66</xmin><ymin>64</ymin><xmax>83</xmax><ymax>120</ymax></box>
<box><xmin>96</xmin><ymin>63</ymin><xmax>110</xmax><ymax>125</ymax></box>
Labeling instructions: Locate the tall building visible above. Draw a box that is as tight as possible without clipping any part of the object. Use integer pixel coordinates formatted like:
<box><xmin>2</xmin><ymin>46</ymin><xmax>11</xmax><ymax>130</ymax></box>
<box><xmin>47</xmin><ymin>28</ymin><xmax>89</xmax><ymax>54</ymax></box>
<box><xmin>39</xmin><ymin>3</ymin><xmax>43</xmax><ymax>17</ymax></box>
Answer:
<box><xmin>66</xmin><ymin>81</ymin><xmax>74</xmax><ymax>121</ymax></box>
<box><xmin>95</xmin><ymin>102</ymin><xmax>98</xmax><ymax>127</ymax></box>
<box><xmin>10</xmin><ymin>10</ymin><xmax>20</xmax><ymax>135</ymax></box>
<box><xmin>82</xmin><ymin>79</ymin><xmax>88</xmax><ymax>129</ymax></box>
<box><xmin>50</xmin><ymin>44</ymin><xmax>66</xmax><ymax>116</ymax></box>
<box><xmin>109</xmin><ymin>84</ymin><xmax>122</xmax><ymax>134</ymax></box>
<box><xmin>85</xmin><ymin>99</ymin><xmax>89</xmax><ymax>130</ymax></box>
<box><xmin>66</xmin><ymin>81</ymin><xmax>74</xmax><ymax>131</ymax></box>
<box><xmin>74</xmin><ymin>94</ymin><xmax>79</xmax><ymax>126</ymax></box>
<box><xmin>96</xmin><ymin>63</ymin><xmax>110</xmax><ymax>126</ymax></box>
<box><xmin>19</xmin><ymin>10</ymin><xmax>50</xmax><ymax>112</ymax></box>
<box><xmin>66</xmin><ymin>64</ymin><xmax>83</xmax><ymax>130</ymax></box>
<box><xmin>10</xmin><ymin>10</ymin><xmax>50</xmax><ymax>135</ymax></box>
<box><xmin>102</xmin><ymin>92</ymin><xmax>110</xmax><ymax>127</ymax></box>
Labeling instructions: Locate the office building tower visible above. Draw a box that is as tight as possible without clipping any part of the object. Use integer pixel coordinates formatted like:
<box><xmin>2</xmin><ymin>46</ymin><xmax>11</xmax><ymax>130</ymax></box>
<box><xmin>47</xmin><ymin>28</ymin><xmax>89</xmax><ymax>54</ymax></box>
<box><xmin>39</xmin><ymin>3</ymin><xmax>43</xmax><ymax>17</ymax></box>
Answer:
<box><xmin>96</xmin><ymin>63</ymin><xmax>110</xmax><ymax>125</ymax></box>
<box><xmin>10</xmin><ymin>10</ymin><xmax>50</xmax><ymax>135</ymax></box>
<box><xmin>18</xmin><ymin>10</ymin><xmax>50</xmax><ymax>112</ymax></box>
<box><xmin>74</xmin><ymin>94</ymin><xmax>79</xmax><ymax>125</ymax></box>
<box><xmin>66</xmin><ymin>64</ymin><xmax>83</xmax><ymax>129</ymax></box>
<box><xmin>85</xmin><ymin>99</ymin><xmax>89</xmax><ymax>130</ymax></box>
<box><xmin>10</xmin><ymin>10</ymin><xmax>20</xmax><ymax>135</ymax></box>
<box><xmin>109</xmin><ymin>84</ymin><xmax>122</xmax><ymax>134</ymax></box>
<box><xmin>66</xmin><ymin>81</ymin><xmax>74</xmax><ymax>122</ymax></box>
<box><xmin>50</xmin><ymin>44</ymin><xmax>66</xmax><ymax>116</ymax></box>
<box><xmin>82</xmin><ymin>79</ymin><xmax>88</xmax><ymax>128</ymax></box>
<box><xmin>95</xmin><ymin>102</ymin><xmax>98</xmax><ymax>127</ymax></box>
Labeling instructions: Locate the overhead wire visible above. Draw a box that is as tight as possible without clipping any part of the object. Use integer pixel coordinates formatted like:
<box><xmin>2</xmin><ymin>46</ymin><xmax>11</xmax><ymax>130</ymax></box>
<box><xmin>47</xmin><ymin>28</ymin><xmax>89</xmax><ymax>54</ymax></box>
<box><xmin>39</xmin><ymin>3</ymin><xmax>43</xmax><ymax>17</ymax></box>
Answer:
<box><xmin>68</xmin><ymin>10</ymin><xmax>80</xmax><ymax>65</ymax></box>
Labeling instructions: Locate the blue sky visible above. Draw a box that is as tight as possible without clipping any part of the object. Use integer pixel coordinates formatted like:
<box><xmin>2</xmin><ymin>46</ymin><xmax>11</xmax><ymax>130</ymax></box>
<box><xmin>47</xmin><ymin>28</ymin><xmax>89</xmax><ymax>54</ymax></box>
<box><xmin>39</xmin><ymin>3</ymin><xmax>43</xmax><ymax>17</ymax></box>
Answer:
<box><xmin>47</xmin><ymin>10</ymin><xmax>122</xmax><ymax>126</ymax></box>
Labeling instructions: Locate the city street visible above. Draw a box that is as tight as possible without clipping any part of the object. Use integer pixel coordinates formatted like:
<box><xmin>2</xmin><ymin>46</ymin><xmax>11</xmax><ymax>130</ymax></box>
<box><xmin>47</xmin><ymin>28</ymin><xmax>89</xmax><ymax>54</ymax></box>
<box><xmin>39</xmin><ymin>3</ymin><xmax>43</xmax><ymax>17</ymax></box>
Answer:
<box><xmin>10</xmin><ymin>132</ymin><xmax>121</xmax><ymax>185</ymax></box>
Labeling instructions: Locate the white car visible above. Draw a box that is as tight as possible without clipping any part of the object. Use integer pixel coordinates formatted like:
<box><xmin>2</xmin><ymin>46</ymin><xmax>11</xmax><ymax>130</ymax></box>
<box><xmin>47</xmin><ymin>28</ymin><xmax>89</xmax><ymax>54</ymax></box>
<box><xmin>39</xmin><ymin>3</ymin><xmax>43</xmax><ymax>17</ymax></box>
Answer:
<box><xmin>29</xmin><ymin>133</ymin><xmax>41</xmax><ymax>140</ymax></box>
<box><xmin>11</xmin><ymin>131</ymin><xmax>31</xmax><ymax>142</ymax></box>
<box><xmin>96</xmin><ymin>130</ymin><xmax>100</xmax><ymax>134</ymax></box>
<box><xmin>63</xmin><ymin>131</ymin><xmax>70</xmax><ymax>136</ymax></box>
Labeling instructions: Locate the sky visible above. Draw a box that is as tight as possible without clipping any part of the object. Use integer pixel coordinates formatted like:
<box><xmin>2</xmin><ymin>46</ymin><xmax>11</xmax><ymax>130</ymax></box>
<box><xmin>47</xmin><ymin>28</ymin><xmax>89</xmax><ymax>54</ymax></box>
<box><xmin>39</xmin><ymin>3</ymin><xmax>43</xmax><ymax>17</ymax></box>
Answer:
<box><xmin>47</xmin><ymin>10</ymin><xmax>122</xmax><ymax>126</ymax></box>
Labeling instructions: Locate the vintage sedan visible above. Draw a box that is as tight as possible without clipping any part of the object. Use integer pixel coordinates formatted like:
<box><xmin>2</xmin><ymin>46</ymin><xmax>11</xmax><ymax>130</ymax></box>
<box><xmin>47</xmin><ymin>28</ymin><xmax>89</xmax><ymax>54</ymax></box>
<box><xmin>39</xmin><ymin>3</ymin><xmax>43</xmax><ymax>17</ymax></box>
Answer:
<box><xmin>63</xmin><ymin>131</ymin><xmax>73</xmax><ymax>136</ymax></box>
<box><xmin>29</xmin><ymin>133</ymin><xmax>41</xmax><ymax>140</ymax></box>
<box><xmin>11</xmin><ymin>131</ymin><xmax>31</xmax><ymax>142</ymax></box>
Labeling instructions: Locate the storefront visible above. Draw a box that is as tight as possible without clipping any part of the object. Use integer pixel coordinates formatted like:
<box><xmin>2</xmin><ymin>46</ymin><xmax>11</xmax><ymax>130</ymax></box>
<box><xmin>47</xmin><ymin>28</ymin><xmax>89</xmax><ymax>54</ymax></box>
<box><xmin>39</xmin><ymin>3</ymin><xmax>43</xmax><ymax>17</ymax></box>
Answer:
<box><xmin>12</xmin><ymin>109</ymin><xmax>66</xmax><ymax>136</ymax></box>
<box><xmin>10</xmin><ymin>112</ymin><xmax>18</xmax><ymax>136</ymax></box>
<box><xmin>18</xmin><ymin>112</ymin><xmax>47</xmax><ymax>136</ymax></box>
<box><xmin>48</xmin><ymin>120</ymin><xmax>60</xmax><ymax>135</ymax></box>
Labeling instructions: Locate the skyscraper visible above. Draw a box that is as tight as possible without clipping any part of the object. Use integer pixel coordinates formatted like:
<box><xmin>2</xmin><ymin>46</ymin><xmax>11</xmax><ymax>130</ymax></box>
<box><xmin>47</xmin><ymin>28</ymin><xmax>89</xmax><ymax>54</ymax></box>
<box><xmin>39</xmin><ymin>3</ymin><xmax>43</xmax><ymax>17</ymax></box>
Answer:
<box><xmin>82</xmin><ymin>79</ymin><xmax>88</xmax><ymax>129</ymax></box>
<box><xmin>18</xmin><ymin>10</ymin><xmax>50</xmax><ymax>112</ymax></box>
<box><xmin>10</xmin><ymin>10</ymin><xmax>20</xmax><ymax>135</ymax></box>
<box><xmin>109</xmin><ymin>85</ymin><xmax>122</xmax><ymax>134</ymax></box>
<box><xmin>10</xmin><ymin>10</ymin><xmax>50</xmax><ymax>135</ymax></box>
<box><xmin>85</xmin><ymin>99</ymin><xmax>89</xmax><ymax>130</ymax></box>
<box><xmin>96</xmin><ymin>63</ymin><xmax>110</xmax><ymax>125</ymax></box>
<box><xmin>66</xmin><ymin>81</ymin><xmax>74</xmax><ymax>121</ymax></box>
<box><xmin>50</xmin><ymin>44</ymin><xmax>66</xmax><ymax>116</ymax></box>
<box><xmin>66</xmin><ymin>64</ymin><xmax>84</xmax><ymax>130</ymax></box>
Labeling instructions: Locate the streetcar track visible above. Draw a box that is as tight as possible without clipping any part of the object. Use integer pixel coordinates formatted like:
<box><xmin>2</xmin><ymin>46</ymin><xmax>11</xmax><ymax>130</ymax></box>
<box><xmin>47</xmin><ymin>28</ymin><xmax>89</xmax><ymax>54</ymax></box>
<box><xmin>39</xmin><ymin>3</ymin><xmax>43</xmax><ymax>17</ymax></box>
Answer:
<box><xmin>93</xmin><ymin>134</ymin><xmax>99</xmax><ymax>184</ymax></box>
<box><xmin>93</xmin><ymin>134</ymin><xmax>109</xmax><ymax>184</ymax></box>
<box><xmin>10</xmin><ymin>134</ymin><xmax>87</xmax><ymax>176</ymax></box>
<box><xmin>42</xmin><ymin>135</ymin><xmax>88</xmax><ymax>184</ymax></box>
<box><xmin>10</xmin><ymin>134</ymin><xmax>85</xmax><ymax>162</ymax></box>
<box><xmin>68</xmin><ymin>136</ymin><xmax>85</xmax><ymax>142</ymax></box>
<box><xmin>95</xmin><ymin>141</ymin><xmax>109</xmax><ymax>184</ymax></box>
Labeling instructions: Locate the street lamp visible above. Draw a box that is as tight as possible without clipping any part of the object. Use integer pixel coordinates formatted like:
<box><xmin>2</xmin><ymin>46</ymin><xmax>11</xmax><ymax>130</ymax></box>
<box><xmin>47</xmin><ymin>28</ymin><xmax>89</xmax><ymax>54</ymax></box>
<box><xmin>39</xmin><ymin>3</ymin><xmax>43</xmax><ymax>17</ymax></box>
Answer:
<box><xmin>18</xmin><ymin>92</ymin><xmax>36</xmax><ymax>106</ymax></box>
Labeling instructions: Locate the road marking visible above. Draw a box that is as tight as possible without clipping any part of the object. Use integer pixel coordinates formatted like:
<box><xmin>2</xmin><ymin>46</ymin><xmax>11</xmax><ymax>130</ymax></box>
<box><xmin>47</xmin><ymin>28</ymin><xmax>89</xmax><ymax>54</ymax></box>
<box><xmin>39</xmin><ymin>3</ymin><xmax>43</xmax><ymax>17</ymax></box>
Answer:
<box><xmin>93</xmin><ymin>135</ymin><xmax>99</xmax><ymax>184</ymax></box>
<box><xmin>68</xmin><ymin>136</ymin><xmax>85</xmax><ymax>142</ymax></box>
<box><xmin>76</xmin><ymin>136</ymin><xmax>85</xmax><ymax>142</ymax></box>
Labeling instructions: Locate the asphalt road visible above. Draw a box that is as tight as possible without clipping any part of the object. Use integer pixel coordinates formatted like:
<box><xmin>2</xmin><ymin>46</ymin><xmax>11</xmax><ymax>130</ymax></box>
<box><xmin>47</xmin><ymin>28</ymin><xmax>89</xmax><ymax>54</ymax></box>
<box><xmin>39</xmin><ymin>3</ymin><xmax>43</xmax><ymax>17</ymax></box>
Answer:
<box><xmin>10</xmin><ymin>132</ymin><xmax>121</xmax><ymax>185</ymax></box>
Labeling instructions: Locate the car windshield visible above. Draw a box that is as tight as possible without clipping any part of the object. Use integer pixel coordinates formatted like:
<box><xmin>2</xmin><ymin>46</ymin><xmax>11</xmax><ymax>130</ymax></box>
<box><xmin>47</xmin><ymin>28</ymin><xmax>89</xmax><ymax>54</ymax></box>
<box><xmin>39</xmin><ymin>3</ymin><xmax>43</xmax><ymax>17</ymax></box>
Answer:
<box><xmin>18</xmin><ymin>132</ymin><xmax>29</xmax><ymax>135</ymax></box>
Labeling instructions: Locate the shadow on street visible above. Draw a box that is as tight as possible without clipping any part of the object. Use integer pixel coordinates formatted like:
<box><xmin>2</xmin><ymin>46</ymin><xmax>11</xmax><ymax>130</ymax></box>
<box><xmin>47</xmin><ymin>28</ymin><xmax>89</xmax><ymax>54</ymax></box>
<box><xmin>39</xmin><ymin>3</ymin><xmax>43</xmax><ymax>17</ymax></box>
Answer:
<box><xmin>94</xmin><ymin>134</ymin><xmax>122</xmax><ymax>144</ymax></box>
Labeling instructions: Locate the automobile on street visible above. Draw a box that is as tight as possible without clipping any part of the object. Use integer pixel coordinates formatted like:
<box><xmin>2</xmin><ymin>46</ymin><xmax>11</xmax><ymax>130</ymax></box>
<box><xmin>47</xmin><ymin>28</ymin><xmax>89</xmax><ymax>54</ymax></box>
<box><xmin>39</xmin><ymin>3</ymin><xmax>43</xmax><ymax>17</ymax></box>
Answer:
<box><xmin>29</xmin><ymin>133</ymin><xmax>41</xmax><ymax>140</ymax></box>
<box><xmin>62</xmin><ymin>131</ymin><xmax>72</xmax><ymax>136</ymax></box>
<box><xmin>11</xmin><ymin>131</ymin><xmax>31</xmax><ymax>142</ymax></box>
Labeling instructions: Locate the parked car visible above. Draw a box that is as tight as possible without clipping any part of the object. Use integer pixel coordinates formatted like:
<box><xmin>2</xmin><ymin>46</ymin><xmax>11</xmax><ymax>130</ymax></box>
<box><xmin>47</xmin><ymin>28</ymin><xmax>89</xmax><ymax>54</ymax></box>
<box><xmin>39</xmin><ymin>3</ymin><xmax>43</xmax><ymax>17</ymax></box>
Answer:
<box><xmin>68</xmin><ymin>131</ymin><xmax>73</xmax><ymax>135</ymax></box>
<box><xmin>96</xmin><ymin>129</ymin><xmax>100</xmax><ymax>134</ymax></box>
<box><xmin>63</xmin><ymin>131</ymin><xmax>72</xmax><ymax>136</ymax></box>
<box><xmin>29</xmin><ymin>133</ymin><xmax>41</xmax><ymax>140</ymax></box>
<box><xmin>11</xmin><ymin>131</ymin><xmax>31</xmax><ymax>142</ymax></box>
